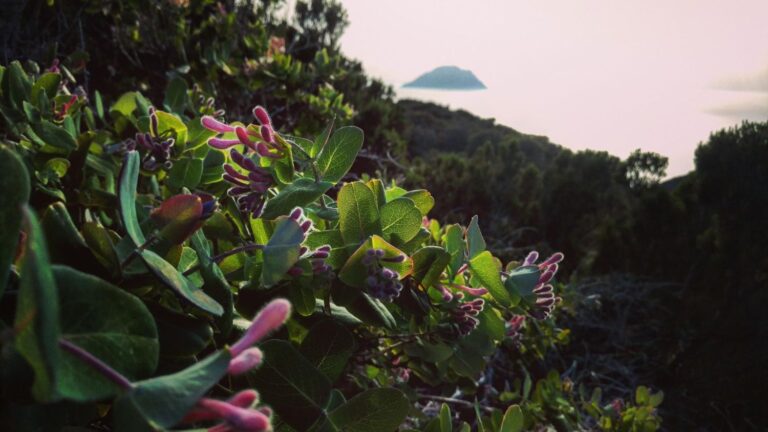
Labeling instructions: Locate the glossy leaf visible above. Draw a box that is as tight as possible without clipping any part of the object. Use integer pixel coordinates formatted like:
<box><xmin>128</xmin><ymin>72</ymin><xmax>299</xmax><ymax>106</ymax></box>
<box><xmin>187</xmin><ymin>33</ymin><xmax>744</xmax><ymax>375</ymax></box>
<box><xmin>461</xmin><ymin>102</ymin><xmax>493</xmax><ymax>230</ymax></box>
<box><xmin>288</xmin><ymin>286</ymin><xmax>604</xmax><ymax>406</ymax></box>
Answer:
<box><xmin>403</xmin><ymin>189</ymin><xmax>435</xmax><ymax>216</ymax></box>
<box><xmin>500</xmin><ymin>405</ymin><xmax>523</xmax><ymax>432</ymax></box>
<box><xmin>444</xmin><ymin>224</ymin><xmax>465</xmax><ymax>277</ymax></box>
<box><xmin>189</xmin><ymin>231</ymin><xmax>234</xmax><ymax>336</ymax></box>
<box><xmin>154</xmin><ymin>110</ymin><xmax>188</xmax><ymax>150</ymax></box>
<box><xmin>337</xmin><ymin>181</ymin><xmax>381</xmax><ymax>245</ymax></box>
<box><xmin>411</xmin><ymin>246</ymin><xmax>450</xmax><ymax>288</ymax></box>
<box><xmin>380</xmin><ymin>197</ymin><xmax>422</xmax><ymax>245</ymax></box>
<box><xmin>166</xmin><ymin>158</ymin><xmax>203</xmax><ymax>190</ymax></box>
<box><xmin>315</xmin><ymin>126</ymin><xmax>364</xmax><ymax>183</ymax></box>
<box><xmin>440</xmin><ymin>403</ymin><xmax>452</xmax><ymax>432</ymax></box>
<box><xmin>338</xmin><ymin>235</ymin><xmax>412</xmax><ymax>288</ymax></box>
<box><xmin>119</xmin><ymin>151</ymin><xmax>145</xmax><ymax>245</ymax></box>
<box><xmin>504</xmin><ymin>265</ymin><xmax>539</xmax><ymax>304</ymax></box>
<box><xmin>469</xmin><ymin>251</ymin><xmax>511</xmax><ymax>306</ymax></box>
<box><xmin>32</xmin><ymin>120</ymin><xmax>77</xmax><ymax>151</ymax></box>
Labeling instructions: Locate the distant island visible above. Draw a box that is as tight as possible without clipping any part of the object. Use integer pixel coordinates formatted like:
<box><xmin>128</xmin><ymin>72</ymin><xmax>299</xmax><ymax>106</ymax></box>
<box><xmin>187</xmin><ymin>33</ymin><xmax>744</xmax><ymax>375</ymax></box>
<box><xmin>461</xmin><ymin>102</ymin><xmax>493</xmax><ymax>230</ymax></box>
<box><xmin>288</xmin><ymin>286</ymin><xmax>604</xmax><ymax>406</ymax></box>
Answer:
<box><xmin>402</xmin><ymin>65</ymin><xmax>487</xmax><ymax>90</ymax></box>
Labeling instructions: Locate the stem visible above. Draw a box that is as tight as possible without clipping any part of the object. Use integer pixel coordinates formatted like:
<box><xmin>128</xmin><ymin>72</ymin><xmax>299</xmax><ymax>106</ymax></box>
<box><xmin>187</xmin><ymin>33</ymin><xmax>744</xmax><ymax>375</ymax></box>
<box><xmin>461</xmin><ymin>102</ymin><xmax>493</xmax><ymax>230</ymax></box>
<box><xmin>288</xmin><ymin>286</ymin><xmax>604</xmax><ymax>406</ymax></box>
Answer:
<box><xmin>416</xmin><ymin>394</ymin><xmax>494</xmax><ymax>413</ymax></box>
<box><xmin>120</xmin><ymin>234</ymin><xmax>157</xmax><ymax>269</ymax></box>
<box><xmin>183</xmin><ymin>243</ymin><xmax>264</xmax><ymax>276</ymax></box>
<box><xmin>59</xmin><ymin>339</ymin><xmax>134</xmax><ymax>391</ymax></box>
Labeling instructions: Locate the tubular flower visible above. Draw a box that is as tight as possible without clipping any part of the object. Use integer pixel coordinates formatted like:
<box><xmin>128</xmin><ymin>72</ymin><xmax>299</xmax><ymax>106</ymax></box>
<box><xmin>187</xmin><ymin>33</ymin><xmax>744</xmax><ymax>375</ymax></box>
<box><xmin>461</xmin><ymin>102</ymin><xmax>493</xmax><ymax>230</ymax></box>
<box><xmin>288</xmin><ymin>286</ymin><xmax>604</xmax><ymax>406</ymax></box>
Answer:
<box><xmin>284</xmin><ymin>208</ymin><xmax>334</xmax><ymax>278</ymax></box>
<box><xmin>520</xmin><ymin>251</ymin><xmax>565</xmax><ymax>320</ymax></box>
<box><xmin>224</xmin><ymin>149</ymin><xmax>275</xmax><ymax>217</ymax></box>
<box><xmin>506</xmin><ymin>314</ymin><xmax>526</xmax><ymax>340</ymax></box>
<box><xmin>230</xmin><ymin>298</ymin><xmax>292</xmax><ymax>357</ymax></box>
<box><xmin>137</xmin><ymin>107</ymin><xmax>175</xmax><ymax>171</ymax></box>
<box><xmin>362</xmin><ymin>248</ymin><xmax>406</xmax><ymax>302</ymax></box>
<box><xmin>202</xmin><ymin>105</ymin><xmax>286</xmax><ymax>158</ymax></box>
<box><xmin>452</xmin><ymin>295</ymin><xmax>485</xmax><ymax>336</ymax></box>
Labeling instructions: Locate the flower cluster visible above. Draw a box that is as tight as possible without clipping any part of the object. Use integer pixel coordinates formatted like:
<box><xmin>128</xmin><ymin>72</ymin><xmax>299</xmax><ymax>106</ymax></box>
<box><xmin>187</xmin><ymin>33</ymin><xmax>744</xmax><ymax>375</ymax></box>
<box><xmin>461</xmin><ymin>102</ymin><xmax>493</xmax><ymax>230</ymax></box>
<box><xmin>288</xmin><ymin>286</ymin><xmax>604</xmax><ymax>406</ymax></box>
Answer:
<box><xmin>181</xmin><ymin>299</ymin><xmax>291</xmax><ymax>432</ymax></box>
<box><xmin>285</xmin><ymin>208</ymin><xmax>334</xmax><ymax>278</ymax></box>
<box><xmin>223</xmin><ymin>149</ymin><xmax>275</xmax><ymax>217</ymax></box>
<box><xmin>202</xmin><ymin>106</ymin><xmax>286</xmax><ymax>159</ymax></box>
<box><xmin>362</xmin><ymin>248</ymin><xmax>406</xmax><ymax>302</ymax></box>
<box><xmin>138</xmin><ymin>107</ymin><xmax>175</xmax><ymax>170</ymax></box>
<box><xmin>522</xmin><ymin>251</ymin><xmax>564</xmax><ymax>320</ymax></box>
<box><xmin>506</xmin><ymin>314</ymin><xmax>526</xmax><ymax>341</ymax></box>
<box><xmin>450</xmin><ymin>294</ymin><xmax>485</xmax><ymax>336</ymax></box>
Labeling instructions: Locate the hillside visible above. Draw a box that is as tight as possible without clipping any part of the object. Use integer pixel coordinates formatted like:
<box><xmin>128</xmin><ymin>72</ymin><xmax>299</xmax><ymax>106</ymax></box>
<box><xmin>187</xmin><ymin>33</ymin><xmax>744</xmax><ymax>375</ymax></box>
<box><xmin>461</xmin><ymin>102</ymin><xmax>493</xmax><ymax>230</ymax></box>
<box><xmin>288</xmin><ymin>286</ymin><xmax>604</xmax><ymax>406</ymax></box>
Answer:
<box><xmin>402</xmin><ymin>66</ymin><xmax>487</xmax><ymax>90</ymax></box>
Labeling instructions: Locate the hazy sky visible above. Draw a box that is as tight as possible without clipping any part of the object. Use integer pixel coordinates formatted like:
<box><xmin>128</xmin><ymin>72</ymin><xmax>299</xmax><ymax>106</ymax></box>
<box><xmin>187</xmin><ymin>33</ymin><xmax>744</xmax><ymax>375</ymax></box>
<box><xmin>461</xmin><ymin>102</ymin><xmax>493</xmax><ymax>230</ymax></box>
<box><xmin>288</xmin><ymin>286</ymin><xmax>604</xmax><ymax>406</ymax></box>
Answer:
<box><xmin>336</xmin><ymin>0</ymin><xmax>768</xmax><ymax>176</ymax></box>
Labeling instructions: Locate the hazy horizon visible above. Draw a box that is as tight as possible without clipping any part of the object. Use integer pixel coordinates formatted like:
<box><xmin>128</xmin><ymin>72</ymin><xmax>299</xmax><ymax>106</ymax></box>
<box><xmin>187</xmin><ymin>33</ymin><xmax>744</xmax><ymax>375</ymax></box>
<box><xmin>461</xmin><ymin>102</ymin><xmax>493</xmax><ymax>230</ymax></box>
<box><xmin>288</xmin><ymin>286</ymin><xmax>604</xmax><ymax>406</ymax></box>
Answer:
<box><xmin>337</xmin><ymin>0</ymin><xmax>768</xmax><ymax>177</ymax></box>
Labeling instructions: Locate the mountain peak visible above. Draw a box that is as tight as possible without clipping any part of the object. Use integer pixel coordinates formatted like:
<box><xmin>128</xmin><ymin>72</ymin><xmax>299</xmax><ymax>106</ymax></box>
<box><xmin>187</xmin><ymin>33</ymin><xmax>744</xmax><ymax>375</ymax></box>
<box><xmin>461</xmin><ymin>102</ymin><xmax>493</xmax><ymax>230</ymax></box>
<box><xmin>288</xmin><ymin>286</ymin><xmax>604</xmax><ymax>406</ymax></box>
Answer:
<box><xmin>402</xmin><ymin>66</ymin><xmax>486</xmax><ymax>90</ymax></box>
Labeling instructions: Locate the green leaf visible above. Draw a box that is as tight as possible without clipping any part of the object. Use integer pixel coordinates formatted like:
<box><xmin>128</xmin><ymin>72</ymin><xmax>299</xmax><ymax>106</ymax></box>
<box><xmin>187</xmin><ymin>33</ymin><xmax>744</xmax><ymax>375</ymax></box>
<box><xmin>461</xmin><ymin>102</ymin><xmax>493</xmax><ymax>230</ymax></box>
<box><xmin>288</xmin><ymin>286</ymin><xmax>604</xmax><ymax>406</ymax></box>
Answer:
<box><xmin>338</xmin><ymin>235</ymin><xmax>412</xmax><ymax>288</ymax></box>
<box><xmin>189</xmin><ymin>231</ymin><xmax>234</xmax><ymax>336</ymax></box>
<box><xmin>503</xmin><ymin>265</ymin><xmax>539</xmax><ymax>305</ymax></box>
<box><xmin>53</xmin><ymin>266</ymin><xmax>158</xmax><ymax>402</ymax></box>
<box><xmin>151</xmin><ymin>305</ymin><xmax>213</xmax><ymax>357</ymax></box>
<box><xmin>249</xmin><ymin>340</ymin><xmax>332</xmax><ymax>431</ymax></box>
<box><xmin>440</xmin><ymin>403</ymin><xmax>452</xmax><ymax>432</ymax></box>
<box><xmin>163</xmin><ymin>76</ymin><xmax>188</xmax><ymax>114</ymax></box>
<box><xmin>6</xmin><ymin>61</ymin><xmax>31</xmax><ymax>110</ymax></box>
<box><xmin>110</xmin><ymin>92</ymin><xmax>139</xmax><ymax>118</ymax></box>
<box><xmin>31</xmin><ymin>120</ymin><xmax>77</xmax><ymax>151</ymax></box>
<box><xmin>467</xmin><ymin>216</ymin><xmax>486</xmax><ymax>259</ymax></box>
<box><xmin>167</xmin><ymin>158</ymin><xmax>203</xmax><ymax>190</ymax></box>
<box><xmin>500</xmin><ymin>405</ymin><xmax>523</xmax><ymax>432</ymax></box>
<box><xmin>469</xmin><ymin>251</ymin><xmax>510</xmax><ymax>306</ymax></box>
<box><xmin>15</xmin><ymin>207</ymin><xmax>61</xmax><ymax>402</ymax></box>
<box><xmin>31</xmin><ymin>73</ymin><xmax>60</xmax><ymax>104</ymax></box>
<box><xmin>315</xmin><ymin>126</ymin><xmax>363</xmax><ymax>183</ymax></box>
<box><xmin>114</xmin><ymin>350</ymin><xmax>230</xmax><ymax>431</ymax></box>
<box><xmin>411</xmin><ymin>246</ymin><xmax>450</xmax><ymax>288</ymax></box>
<box><xmin>300</xmin><ymin>320</ymin><xmax>356</xmax><ymax>382</ymax></box>
<box><xmin>312</xmin><ymin>118</ymin><xmax>335</xmax><ymax>157</ymax></box>
<box><xmin>119</xmin><ymin>151</ymin><xmax>145</xmax><ymax>245</ymax></box>
<box><xmin>366</xmin><ymin>179</ymin><xmax>386</xmax><ymax>209</ymax></box>
<box><xmin>444</xmin><ymin>224</ymin><xmax>465</xmax><ymax>277</ymax></box>
<box><xmin>403</xmin><ymin>190</ymin><xmax>435</xmax><ymax>216</ymax></box>
<box><xmin>380</xmin><ymin>198</ymin><xmax>422</xmax><ymax>245</ymax></box>
<box><xmin>261</xmin><ymin>216</ymin><xmax>304</xmax><ymax>287</ymax></box>
<box><xmin>154</xmin><ymin>110</ymin><xmax>188</xmax><ymax>150</ymax></box>
<box><xmin>337</xmin><ymin>181</ymin><xmax>380</xmax><ymax>245</ymax></box>
<box><xmin>0</xmin><ymin>147</ymin><xmax>30</xmax><ymax>297</ymax></box>
<box><xmin>327</xmin><ymin>388</ymin><xmax>410</xmax><ymax>432</ymax></box>
<box><xmin>94</xmin><ymin>91</ymin><xmax>104</xmax><ymax>119</ymax></box>
<box><xmin>343</xmin><ymin>293</ymin><xmax>397</xmax><ymax>329</ymax></box>
<box><xmin>261</xmin><ymin>178</ymin><xmax>333</xmax><ymax>220</ymax></box>
<box><xmin>140</xmin><ymin>249</ymin><xmax>223</xmax><ymax>316</ymax></box>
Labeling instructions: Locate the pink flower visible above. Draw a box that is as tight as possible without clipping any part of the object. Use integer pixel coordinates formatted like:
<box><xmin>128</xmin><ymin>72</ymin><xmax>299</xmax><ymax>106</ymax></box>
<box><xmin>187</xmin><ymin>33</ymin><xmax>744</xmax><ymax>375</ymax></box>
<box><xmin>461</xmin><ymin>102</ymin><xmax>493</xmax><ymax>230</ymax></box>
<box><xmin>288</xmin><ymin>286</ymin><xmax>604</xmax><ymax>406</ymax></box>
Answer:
<box><xmin>228</xmin><ymin>347</ymin><xmax>264</xmax><ymax>375</ymax></box>
<box><xmin>202</xmin><ymin>116</ymin><xmax>236</xmax><ymax>133</ymax></box>
<box><xmin>230</xmin><ymin>299</ymin><xmax>292</xmax><ymax>356</ymax></box>
<box><xmin>252</xmin><ymin>106</ymin><xmax>272</xmax><ymax>127</ymax></box>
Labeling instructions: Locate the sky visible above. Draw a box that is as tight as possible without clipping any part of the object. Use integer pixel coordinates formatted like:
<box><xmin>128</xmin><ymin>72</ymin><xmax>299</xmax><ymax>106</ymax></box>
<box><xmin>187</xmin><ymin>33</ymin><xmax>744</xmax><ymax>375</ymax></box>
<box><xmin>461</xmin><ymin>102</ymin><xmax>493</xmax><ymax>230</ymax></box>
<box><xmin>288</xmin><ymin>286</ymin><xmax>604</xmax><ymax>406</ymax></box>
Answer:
<box><xmin>336</xmin><ymin>0</ymin><xmax>768</xmax><ymax>177</ymax></box>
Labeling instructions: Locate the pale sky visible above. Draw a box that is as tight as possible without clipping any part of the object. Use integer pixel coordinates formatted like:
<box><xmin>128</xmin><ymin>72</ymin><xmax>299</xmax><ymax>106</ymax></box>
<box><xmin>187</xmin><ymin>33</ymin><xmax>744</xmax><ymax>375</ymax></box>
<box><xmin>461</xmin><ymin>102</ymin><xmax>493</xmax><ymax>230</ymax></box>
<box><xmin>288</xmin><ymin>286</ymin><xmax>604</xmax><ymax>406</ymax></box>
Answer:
<box><xmin>336</xmin><ymin>0</ymin><xmax>768</xmax><ymax>176</ymax></box>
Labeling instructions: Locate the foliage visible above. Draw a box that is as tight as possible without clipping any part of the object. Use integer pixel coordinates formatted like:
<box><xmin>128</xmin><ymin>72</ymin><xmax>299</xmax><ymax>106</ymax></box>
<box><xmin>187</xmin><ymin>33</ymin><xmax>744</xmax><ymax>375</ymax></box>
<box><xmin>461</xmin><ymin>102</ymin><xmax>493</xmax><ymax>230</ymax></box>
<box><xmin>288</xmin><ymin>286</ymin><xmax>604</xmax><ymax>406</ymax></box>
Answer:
<box><xmin>0</xmin><ymin>59</ymin><xmax>665</xmax><ymax>431</ymax></box>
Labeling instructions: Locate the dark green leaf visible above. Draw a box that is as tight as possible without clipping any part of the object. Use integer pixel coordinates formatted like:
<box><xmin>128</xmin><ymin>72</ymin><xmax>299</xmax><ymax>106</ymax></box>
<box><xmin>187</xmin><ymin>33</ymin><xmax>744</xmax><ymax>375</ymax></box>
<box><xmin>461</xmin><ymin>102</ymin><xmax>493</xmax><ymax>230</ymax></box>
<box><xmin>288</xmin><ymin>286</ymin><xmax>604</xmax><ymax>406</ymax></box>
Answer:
<box><xmin>327</xmin><ymin>388</ymin><xmax>410</xmax><ymax>432</ymax></box>
<box><xmin>119</xmin><ymin>151</ymin><xmax>145</xmax><ymax>245</ymax></box>
<box><xmin>14</xmin><ymin>207</ymin><xmax>61</xmax><ymax>402</ymax></box>
<box><xmin>167</xmin><ymin>158</ymin><xmax>203</xmax><ymax>190</ymax></box>
<box><xmin>411</xmin><ymin>246</ymin><xmax>450</xmax><ymax>288</ymax></box>
<box><xmin>300</xmin><ymin>320</ymin><xmax>356</xmax><ymax>382</ymax></box>
<box><xmin>0</xmin><ymin>147</ymin><xmax>30</xmax><ymax>297</ymax></box>
<box><xmin>261</xmin><ymin>178</ymin><xmax>333</xmax><ymax>220</ymax></box>
<box><xmin>163</xmin><ymin>76</ymin><xmax>188</xmax><ymax>114</ymax></box>
<box><xmin>53</xmin><ymin>266</ymin><xmax>158</xmax><ymax>402</ymax></box>
<box><xmin>114</xmin><ymin>350</ymin><xmax>230</xmax><ymax>431</ymax></box>
<box><xmin>500</xmin><ymin>405</ymin><xmax>523</xmax><ymax>432</ymax></box>
<box><xmin>261</xmin><ymin>217</ymin><xmax>304</xmax><ymax>287</ymax></box>
<box><xmin>467</xmin><ymin>216</ymin><xmax>486</xmax><ymax>259</ymax></box>
<box><xmin>249</xmin><ymin>340</ymin><xmax>332</xmax><ymax>431</ymax></box>
<box><xmin>31</xmin><ymin>120</ymin><xmax>77</xmax><ymax>151</ymax></box>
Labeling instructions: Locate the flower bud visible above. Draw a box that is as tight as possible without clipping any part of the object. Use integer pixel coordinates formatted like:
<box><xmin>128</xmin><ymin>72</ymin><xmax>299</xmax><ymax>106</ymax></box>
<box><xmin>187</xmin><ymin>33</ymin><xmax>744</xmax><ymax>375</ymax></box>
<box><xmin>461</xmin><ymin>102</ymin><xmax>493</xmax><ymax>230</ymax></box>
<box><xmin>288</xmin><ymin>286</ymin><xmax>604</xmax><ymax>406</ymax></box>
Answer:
<box><xmin>228</xmin><ymin>347</ymin><xmax>264</xmax><ymax>375</ymax></box>
<box><xmin>209</xmin><ymin>138</ymin><xmax>241</xmax><ymax>149</ymax></box>
<box><xmin>523</xmin><ymin>251</ymin><xmax>539</xmax><ymax>266</ymax></box>
<box><xmin>230</xmin><ymin>299</ymin><xmax>291</xmax><ymax>356</ymax></box>
<box><xmin>253</xmin><ymin>105</ymin><xmax>272</xmax><ymax>126</ymax></box>
<box><xmin>202</xmin><ymin>116</ymin><xmax>235</xmax><ymax>133</ymax></box>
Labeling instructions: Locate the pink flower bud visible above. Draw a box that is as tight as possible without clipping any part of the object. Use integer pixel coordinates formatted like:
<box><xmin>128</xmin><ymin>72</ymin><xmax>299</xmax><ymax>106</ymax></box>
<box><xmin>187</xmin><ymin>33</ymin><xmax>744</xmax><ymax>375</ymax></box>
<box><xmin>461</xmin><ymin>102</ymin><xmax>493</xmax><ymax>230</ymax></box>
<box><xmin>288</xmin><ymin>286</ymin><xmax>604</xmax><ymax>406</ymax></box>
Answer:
<box><xmin>229</xmin><ymin>389</ymin><xmax>260</xmax><ymax>408</ymax></box>
<box><xmin>260</xmin><ymin>125</ymin><xmax>274</xmax><ymax>143</ymax></box>
<box><xmin>209</xmin><ymin>138</ymin><xmax>242</xmax><ymax>149</ymax></box>
<box><xmin>456</xmin><ymin>263</ymin><xmax>468</xmax><ymax>275</ymax></box>
<box><xmin>287</xmin><ymin>266</ymin><xmax>303</xmax><ymax>277</ymax></box>
<box><xmin>289</xmin><ymin>208</ymin><xmax>303</xmax><ymax>220</ymax></box>
<box><xmin>230</xmin><ymin>299</ymin><xmax>292</xmax><ymax>356</ymax></box>
<box><xmin>523</xmin><ymin>251</ymin><xmax>539</xmax><ymax>266</ymax></box>
<box><xmin>538</xmin><ymin>269</ymin><xmax>555</xmax><ymax>284</ymax></box>
<box><xmin>228</xmin><ymin>347</ymin><xmax>264</xmax><ymax>375</ymax></box>
<box><xmin>300</xmin><ymin>220</ymin><xmax>312</xmax><ymax>233</ymax></box>
<box><xmin>456</xmin><ymin>285</ymin><xmax>488</xmax><ymax>296</ymax></box>
<box><xmin>198</xmin><ymin>399</ymin><xmax>271</xmax><ymax>432</ymax></box>
<box><xmin>541</xmin><ymin>252</ymin><xmax>564</xmax><ymax>267</ymax></box>
<box><xmin>436</xmin><ymin>284</ymin><xmax>453</xmax><ymax>301</ymax></box>
<box><xmin>202</xmin><ymin>116</ymin><xmax>235</xmax><ymax>133</ymax></box>
<box><xmin>236</xmin><ymin>126</ymin><xmax>255</xmax><ymax>147</ymax></box>
<box><xmin>252</xmin><ymin>105</ymin><xmax>272</xmax><ymax>126</ymax></box>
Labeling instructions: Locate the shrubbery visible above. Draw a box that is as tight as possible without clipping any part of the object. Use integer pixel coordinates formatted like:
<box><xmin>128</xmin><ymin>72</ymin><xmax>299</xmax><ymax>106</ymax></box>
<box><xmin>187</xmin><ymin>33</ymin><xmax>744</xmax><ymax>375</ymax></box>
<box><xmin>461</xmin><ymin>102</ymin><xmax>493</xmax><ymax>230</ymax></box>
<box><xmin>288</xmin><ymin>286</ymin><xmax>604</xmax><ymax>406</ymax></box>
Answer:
<box><xmin>0</xmin><ymin>59</ymin><xmax>663</xmax><ymax>431</ymax></box>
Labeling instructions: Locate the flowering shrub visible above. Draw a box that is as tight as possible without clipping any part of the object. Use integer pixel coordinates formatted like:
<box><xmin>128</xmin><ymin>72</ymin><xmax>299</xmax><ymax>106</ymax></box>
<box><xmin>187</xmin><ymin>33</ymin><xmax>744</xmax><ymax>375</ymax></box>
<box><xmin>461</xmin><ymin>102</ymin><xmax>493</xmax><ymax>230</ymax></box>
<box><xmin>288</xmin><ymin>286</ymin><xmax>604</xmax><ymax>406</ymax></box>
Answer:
<box><xmin>0</xmin><ymin>61</ymin><xmax>661</xmax><ymax>431</ymax></box>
